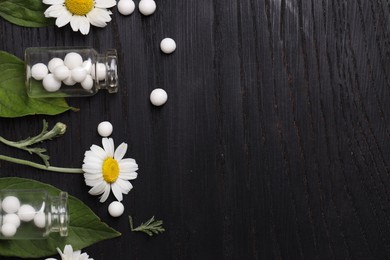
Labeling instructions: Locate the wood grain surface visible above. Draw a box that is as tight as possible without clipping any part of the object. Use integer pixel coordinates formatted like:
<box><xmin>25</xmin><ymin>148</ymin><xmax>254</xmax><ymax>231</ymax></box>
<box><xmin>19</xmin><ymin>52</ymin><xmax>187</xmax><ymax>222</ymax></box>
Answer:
<box><xmin>1</xmin><ymin>0</ymin><xmax>390</xmax><ymax>259</ymax></box>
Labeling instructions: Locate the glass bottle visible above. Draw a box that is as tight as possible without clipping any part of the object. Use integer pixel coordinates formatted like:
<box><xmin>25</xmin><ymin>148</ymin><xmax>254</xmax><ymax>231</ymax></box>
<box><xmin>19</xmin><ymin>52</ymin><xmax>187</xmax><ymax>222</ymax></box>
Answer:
<box><xmin>0</xmin><ymin>190</ymin><xmax>69</xmax><ymax>239</ymax></box>
<box><xmin>25</xmin><ymin>47</ymin><xmax>119</xmax><ymax>98</ymax></box>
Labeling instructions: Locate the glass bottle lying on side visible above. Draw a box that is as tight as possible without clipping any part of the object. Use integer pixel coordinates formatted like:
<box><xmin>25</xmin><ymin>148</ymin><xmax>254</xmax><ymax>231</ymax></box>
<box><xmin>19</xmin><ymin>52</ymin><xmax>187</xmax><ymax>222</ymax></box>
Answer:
<box><xmin>0</xmin><ymin>190</ymin><xmax>68</xmax><ymax>239</ymax></box>
<box><xmin>25</xmin><ymin>47</ymin><xmax>118</xmax><ymax>98</ymax></box>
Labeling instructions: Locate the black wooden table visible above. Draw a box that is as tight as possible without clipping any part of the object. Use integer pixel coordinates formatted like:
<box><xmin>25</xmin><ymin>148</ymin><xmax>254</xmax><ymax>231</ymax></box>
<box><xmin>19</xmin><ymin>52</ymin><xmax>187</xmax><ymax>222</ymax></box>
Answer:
<box><xmin>1</xmin><ymin>0</ymin><xmax>390</xmax><ymax>259</ymax></box>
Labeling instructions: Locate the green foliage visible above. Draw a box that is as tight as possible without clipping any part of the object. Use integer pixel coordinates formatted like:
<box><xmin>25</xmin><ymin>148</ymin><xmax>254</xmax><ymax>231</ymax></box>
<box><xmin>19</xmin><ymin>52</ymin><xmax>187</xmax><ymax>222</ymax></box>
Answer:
<box><xmin>0</xmin><ymin>51</ymin><xmax>73</xmax><ymax>118</ymax></box>
<box><xmin>129</xmin><ymin>215</ymin><xmax>165</xmax><ymax>236</ymax></box>
<box><xmin>0</xmin><ymin>177</ymin><xmax>121</xmax><ymax>258</ymax></box>
<box><xmin>0</xmin><ymin>0</ymin><xmax>53</xmax><ymax>27</ymax></box>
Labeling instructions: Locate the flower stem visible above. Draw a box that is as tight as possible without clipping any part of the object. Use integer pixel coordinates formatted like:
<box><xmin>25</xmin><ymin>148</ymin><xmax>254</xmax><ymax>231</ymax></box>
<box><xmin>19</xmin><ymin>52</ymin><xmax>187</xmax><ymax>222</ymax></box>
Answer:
<box><xmin>0</xmin><ymin>155</ymin><xmax>83</xmax><ymax>174</ymax></box>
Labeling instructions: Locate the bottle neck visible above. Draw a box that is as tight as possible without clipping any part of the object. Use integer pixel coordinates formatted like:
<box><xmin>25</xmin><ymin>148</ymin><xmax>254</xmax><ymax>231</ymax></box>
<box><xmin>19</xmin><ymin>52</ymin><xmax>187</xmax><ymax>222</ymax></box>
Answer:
<box><xmin>97</xmin><ymin>49</ymin><xmax>119</xmax><ymax>93</ymax></box>
<box><xmin>48</xmin><ymin>192</ymin><xmax>68</xmax><ymax>237</ymax></box>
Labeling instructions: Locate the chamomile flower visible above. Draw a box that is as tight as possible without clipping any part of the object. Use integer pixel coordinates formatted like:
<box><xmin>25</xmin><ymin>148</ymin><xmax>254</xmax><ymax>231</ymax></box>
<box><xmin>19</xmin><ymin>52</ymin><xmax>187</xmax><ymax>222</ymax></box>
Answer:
<box><xmin>82</xmin><ymin>138</ymin><xmax>138</xmax><ymax>203</ymax></box>
<box><xmin>46</xmin><ymin>244</ymin><xmax>93</xmax><ymax>260</ymax></box>
<box><xmin>42</xmin><ymin>0</ymin><xmax>117</xmax><ymax>35</ymax></box>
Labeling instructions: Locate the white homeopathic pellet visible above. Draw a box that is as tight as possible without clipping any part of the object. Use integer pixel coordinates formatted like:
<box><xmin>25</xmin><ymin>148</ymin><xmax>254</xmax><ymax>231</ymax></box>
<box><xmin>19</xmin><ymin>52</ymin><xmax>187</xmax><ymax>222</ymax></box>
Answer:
<box><xmin>160</xmin><ymin>38</ymin><xmax>176</xmax><ymax>54</ymax></box>
<box><xmin>150</xmin><ymin>88</ymin><xmax>168</xmax><ymax>106</ymax></box>
<box><xmin>108</xmin><ymin>201</ymin><xmax>124</xmax><ymax>217</ymax></box>
<box><xmin>118</xmin><ymin>0</ymin><xmax>135</xmax><ymax>15</ymax></box>
<box><xmin>31</xmin><ymin>63</ymin><xmax>49</xmax><ymax>81</ymax></box>
<box><xmin>53</xmin><ymin>65</ymin><xmax>71</xmax><ymax>81</ymax></box>
<box><xmin>3</xmin><ymin>213</ymin><xmax>21</xmax><ymax>228</ymax></box>
<box><xmin>1</xmin><ymin>223</ymin><xmax>17</xmax><ymax>237</ymax></box>
<box><xmin>2</xmin><ymin>196</ymin><xmax>20</xmax><ymax>214</ymax></box>
<box><xmin>97</xmin><ymin>121</ymin><xmax>113</xmax><ymax>137</ymax></box>
<box><xmin>138</xmin><ymin>0</ymin><xmax>156</xmax><ymax>16</ymax></box>
<box><xmin>64</xmin><ymin>52</ymin><xmax>83</xmax><ymax>70</ymax></box>
<box><xmin>81</xmin><ymin>75</ymin><xmax>94</xmax><ymax>90</ymax></box>
<box><xmin>42</xmin><ymin>74</ymin><xmax>62</xmax><ymax>92</ymax></box>
<box><xmin>71</xmin><ymin>67</ymin><xmax>88</xmax><ymax>82</ymax></box>
<box><xmin>48</xmin><ymin>58</ymin><xmax>64</xmax><ymax>73</ymax></box>
<box><xmin>34</xmin><ymin>212</ymin><xmax>46</xmax><ymax>228</ymax></box>
<box><xmin>18</xmin><ymin>204</ymin><xmax>36</xmax><ymax>222</ymax></box>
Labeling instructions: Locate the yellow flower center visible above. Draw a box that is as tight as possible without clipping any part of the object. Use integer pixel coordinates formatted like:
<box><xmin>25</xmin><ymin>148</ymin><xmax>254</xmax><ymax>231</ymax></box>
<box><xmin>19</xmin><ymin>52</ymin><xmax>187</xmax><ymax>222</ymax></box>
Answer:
<box><xmin>102</xmin><ymin>158</ymin><xmax>119</xmax><ymax>183</ymax></box>
<box><xmin>65</xmin><ymin>0</ymin><xmax>94</xmax><ymax>16</ymax></box>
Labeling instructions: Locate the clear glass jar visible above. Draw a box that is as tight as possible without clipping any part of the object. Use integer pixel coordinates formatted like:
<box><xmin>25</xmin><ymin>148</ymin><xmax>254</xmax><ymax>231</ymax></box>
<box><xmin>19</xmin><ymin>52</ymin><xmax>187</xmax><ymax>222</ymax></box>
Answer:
<box><xmin>0</xmin><ymin>190</ymin><xmax>69</xmax><ymax>239</ymax></box>
<box><xmin>25</xmin><ymin>47</ymin><xmax>118</xmax><ymax>98</ymax></box>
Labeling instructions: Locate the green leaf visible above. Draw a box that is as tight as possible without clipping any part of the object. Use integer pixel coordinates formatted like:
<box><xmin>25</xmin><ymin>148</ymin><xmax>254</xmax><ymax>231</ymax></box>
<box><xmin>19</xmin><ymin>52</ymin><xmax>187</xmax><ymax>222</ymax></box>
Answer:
<box><xmin>0</xmin><ymin>51</ymin><xmax>74</xmax><ymax>118</ymax></box>
<box><xmin>0</xmin><ymin>177</ymin><xmax>121</xmax><ymax>258</ymax></box>
<box><xmin>0</xmin><ymin>0</ymin><xmax>53</xmax><ymax>27</ymax></box>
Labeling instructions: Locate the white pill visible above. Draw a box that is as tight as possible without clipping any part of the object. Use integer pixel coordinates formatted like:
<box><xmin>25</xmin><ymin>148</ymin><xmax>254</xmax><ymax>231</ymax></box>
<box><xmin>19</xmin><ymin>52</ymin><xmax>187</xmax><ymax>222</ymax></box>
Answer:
<box><xmin>1</xmin><ymin>223</ymin><xmax>17</xmax><ymax>237</ymax></box>
<box><xmin>33</xmin><ymin>212</ymin><xmax>46</xmax><ymax>228</ymax></box>
<box><xmin>160</xmin><ymin>38</ymin><xmax>176</xmax><ymax>54</ymax></box>
<box><xmin>139</xmin><ymin>0</ymin><xmax>156</xmax><ymax>16</ymax></box>
<box><xmin>97</xmin><ymin>121</ymin><xmax>113</xmax><ymax>137</ymax></box>
<box><xmin>18</xmin><ymin>204</ymin><xmax>36</xmax><ymax>222</ymax></box>
<box><xmin>31</xmin><ymin>63</ymin><xmax>48</xmax><ymax>81</ymax></box>
<box><xmin>48</xmin><ymin>58</ymin><xmax>64</xmax><ymax>73</ymax></box>
<box><xmin>71</xmin><ymin>67</ymin><xmax>87</xmax><ymax>82</ymax></box>
<box><xmin>95</xmin><ymin>63</ymin><xmax>106</xmax><ymax>81</ymax></box>
<box><xmin>42</xmin><ymin>74</ymin><xmax>62</xmax><ymax>92</ymax></box>
<box><xmin>118</xmin><ymin>0</ymin><xmax>135</xmax><ymax>15</ymax></box>
<box><xmin>81</xmin><ymin>75</ymin><xmax>94</xmax><ymax>90</ymax></box>
<box><xmin>64</xmin><ymin>52</ymin><xmax>83</xmax><ymax>70</ymax></box>
<box><xmin>53</xmin><ymin>65</ymin><xmax>71</xmax><ymax>81</ymax></box>
<box><xmin>62</xmin><ymin>75</ymin><xmax>77</xmax><ymax>86</ymax></box>
<box><xmin>108</xmin><ymin>201</ymin><xmax>124</xmax><ymax>217</ymax></box>
<box><xmin>3</xmin><ymin>214</ymin><xmax>20</xmax><ymax>228</ymax></box>
<box><xmin>2</xmin><ymin>196</ymin><xmax>20</xmax><ymax>214</ymax></box>
<box><xmin>82</xmin><ymin>60</ymin><xmax>93</xmax><ymax>74</ymax></box>
<box><xmin>150</xmin><ymin>88</ymin><xmax>168</xmax><ymax>106</ymax></box>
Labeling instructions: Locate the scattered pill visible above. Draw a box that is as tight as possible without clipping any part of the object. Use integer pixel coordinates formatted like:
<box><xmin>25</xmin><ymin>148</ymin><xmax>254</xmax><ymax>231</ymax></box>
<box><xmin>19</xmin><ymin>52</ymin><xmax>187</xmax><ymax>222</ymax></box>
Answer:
<box><xmin>48</xmin><ymin>58</ymin><xmax>64</xmax><ymax>73</ymax></box>
<box><xmin>33</xmin><ymin>212</ymin><xmax>46</xmax><ymax>228</ymax></box>
<box><xmin>97</xmin><ymin>121</ymin><xmax>113</xmax><ymax>137</ymax></box>
<box><xmin>2</xmin><ymin>196</ymin><xmax>20</xmax><ymax>214</ymax></box>
<box><xmin>160</xmin><ymin>38</ymin><xmax>176</xmax><ymax>54</ymax></box>
<box><xmin>31</xmin><ymin>63</ymin><xmax>49</xmax><ymax>81</ymax></box>
<box><xmin>139</xmin><ymin>0</ymin><xmax>156</xmax><ymax>16</ymax></box>
<box><xmin>71</xmin><ymin>67</ymin><xmax>88</xmax><ymax>83</ymax></box>
<box><xmin>18</xmin><ymin>204</ymin><xmax>36</xmax><ymax>222</ymax></box>
<box><xmin>81</xmin><ymin>75</ymin><xmax>94</xmax><ymax>90</ymax></box>
<box><xmin>3</xmin><ymin>214</ymin><xmax>20</xmax><ymax>228</ymax></box>
<box><xmin>150</xmin><ymin>88</ymin><xmax>168</xmax><ymax>106</ymax></box>
<box><xmin>118</xmin><ymin>0</ymin><xmax>135</xmax><ymax>15</ymax></box>
<box><xmin>42</xmin><ymin>74</ymin><xmax>62</xmax><ymax>92</ymax></box>
<box><xmin>64</xmin><ymin>52</ymin><xmax>83</xmax><ymax>70</ymax></box>
<box><xmin>1</xmin><ymin>223</ymin><xmax>17</xmax><ymax>237</ymax></box>
<box><xmin>53</xmin><ymin>65</ymin><xmax>71</xmax><ymax>81</ymax></box>
<box><xmin>108</xmin><ymin>201</ymin><xmax>124</xmax><ymax>217</ymax></box>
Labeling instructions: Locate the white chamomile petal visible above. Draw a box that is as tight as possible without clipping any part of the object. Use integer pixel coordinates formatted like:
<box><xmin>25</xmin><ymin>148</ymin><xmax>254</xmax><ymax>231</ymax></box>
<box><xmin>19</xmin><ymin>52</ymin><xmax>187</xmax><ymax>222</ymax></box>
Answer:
<box><xmin>63</xmin><ymin>245</ymin><xmax>73</xmax><ymax>258</ymax></box>
<box><xmin>87</xmin><ymin>8</ymin><xmax>112</xmax><ymax>27</ymax></box>
<box><xmin>79</xmin><ymin>17</ymin><xmax>91</xmax><ymax>35</ymax></box>
<box><xmin>88</xmin><ymin>181</ymin><xmax>106</xmax><ymax>195</ymax></box>
<box><xmin>43</xmin><ymin>0</ymin><xmax>64</xmax><ymax>5</ymax></box>
<box><xmin>44</xmin><ymin>4</ymin><xmax>66</xmax><ymax>17</ymax></box>
<box><xmin>85</xmin><ymin>178</ymin><xmax>103</xmax><ymax>187</ymax></box>
<box><xmin>55</xmin><ymin>10</ymin><xmax>72</xmax><ymax>27</ymax></box>
<box><xmin>79</xmin><ymin>253</ymin><xmax>91</xmax><ymax>260</ymax></box>
<box><xmin>119</xmin><ymin>172</ymin><xmax>138</xmax><ymax>180</ymax></box>
<box><xmin>100</xmin><ymin>185</ymin><xmax>111</xmax><ymax>203</ymax></box>
<box><xmin>102</xmin><ymin>138</ymin><xmax>115</xmax><ymax>157</ymax></box>
<box><xmin>111</xmin><ymin>182</ymin><xmax>123</xmax><ymax>201</ymax></box>
<box><xmin>114</xmin><ymin>143</ymin><xmax>128</xmax><ymax>161</ymax></box>
<box><xmin>116</xmin><ymin>178</ymin><xmax>133</xmax><ymax>193</ymax></box>
<box><xmin>70</xmin><ymin>15</ymin><xmax>83</xmax><ymax>32</ymax></box>
<box><xmin>90</xmin><ymin>144</ymin><xmax>108</xmax><ymax>160</ymax></box>
<box><xmin>95</xmin><ymin>0</ymin><xmax>117</xmax><ymax>8</ymax></box>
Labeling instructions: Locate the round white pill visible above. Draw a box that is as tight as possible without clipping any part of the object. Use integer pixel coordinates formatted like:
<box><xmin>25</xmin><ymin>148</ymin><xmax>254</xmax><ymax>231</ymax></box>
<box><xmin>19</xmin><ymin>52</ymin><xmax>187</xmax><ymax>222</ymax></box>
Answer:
<box><xmin>18</xmin><ymin>204</ymin><xmax>36</xmax><ymax>222</ymax></box>
<box><xmin>1</xmin><ymin>223</ymin><xmax>17</xmax><ymax>237</ymax></box>
<box><xmin>118</xmin><ymin>0</ymin><xmax>135</xmax><ymax>15</ymax></box>
<box><xmin>81</xmin><ymin>75</ymin><xmax>94</xmax><ymax>90</ymax></box>
<box><xmin>108</xmin><ymin>201</ymin><xmax>124</xmax><ymax>217</ymax></box>
<box><xmin>63</xmin><ymin>75</ymin><xmax>77</xmax><ymax>86</ymax></box>
<box><xmin>82</xmin><ymin>60</ymin><xmax>93</xmax><ymax>74</ymax></box>
<box><xmin>53</xmin><ymin>65</ymin><xmax>70</xmax><ymax>81</ymax></box>
<box><xmin>71</xmin><ymin>67</ymin><xmax>87</xmax><ymax>82</ymax></box>
<box><xmin>64</xmin><ymin>52</ymin><xmax>83</xmax><ymax>70</ymax></box>
<box><xmin>42</xmin><ymin>74</ymin><xmax>62</xmax><ymax>92</ymax></box>
<box><xmin>48</xmin><ymin>58</ymin><xmax>64</xmax><ymax>73</ymax></box>
<box><xmin>150</xmin><ymin>88</ymin><xmax>168</xmax><ymax>106</ymax></box>
<box><xmin>2</xmin><ymin>196</ymin><xmax>20</xmax><ymax>214</ymax></box>
<box><xmin>97</xmin><ymin>121</ymin><xmax>113</xmax><ymax>137</ymax></box>
<box><xmin>3</xmin><ymin>214</ymin><xmax>20</xmax><ymax>228</ymax></box>
<box><xmin>31</xmin><ymin>63</ymin><xmax>49</xmax><ymax>81</ymax></box>
<box><xmin>160</xmin><ymin>38</ymin><xmax>176</xmax><ymax>54</ymax></box>
<box><xmin>33</xmin><ymin>212</ymin><xmax>46</xmax><ymax>228</ymax></box>
<box><xmin>139</xmin><ymin>0</ymin><xmax>156</xmax><ymax>16</ymax></box>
